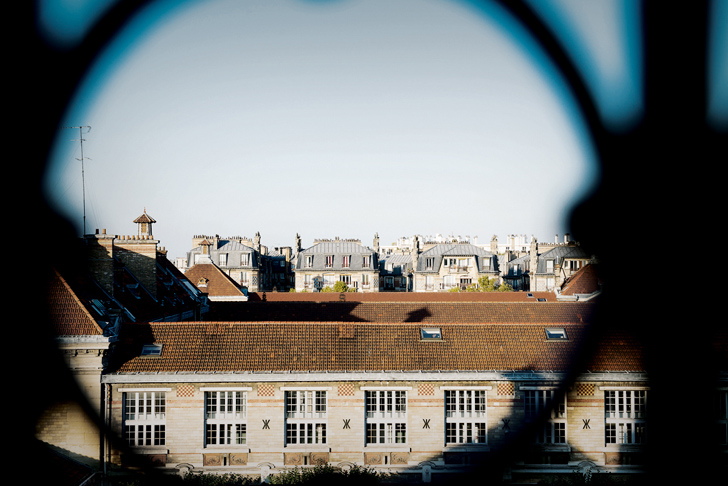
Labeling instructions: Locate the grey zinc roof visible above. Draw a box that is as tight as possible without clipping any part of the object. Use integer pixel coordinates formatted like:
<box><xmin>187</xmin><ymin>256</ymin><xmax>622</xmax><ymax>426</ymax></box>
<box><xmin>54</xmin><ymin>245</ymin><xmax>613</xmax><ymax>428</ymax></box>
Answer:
<box><xmin>416</xmin><ymin>243</ymin><xmax>497</xmax><ymax>273</ymax></box>
<box><xmin>296</xmin><ymin>241</ymin><xmax>377</xmax><ymax>271</ymax></box>
<box><xmin>536</xmin><ymin>245</ymin><xmax>592</xmax><ymax>274</ymax></box>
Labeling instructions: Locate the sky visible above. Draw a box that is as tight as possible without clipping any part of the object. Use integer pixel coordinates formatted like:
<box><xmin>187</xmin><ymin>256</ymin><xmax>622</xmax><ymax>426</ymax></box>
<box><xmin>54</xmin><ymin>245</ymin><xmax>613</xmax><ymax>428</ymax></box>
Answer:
<box><xmin>39</xmin><ymin>0</ymin><xmax>726</xmax><ymax>260</ymax></box>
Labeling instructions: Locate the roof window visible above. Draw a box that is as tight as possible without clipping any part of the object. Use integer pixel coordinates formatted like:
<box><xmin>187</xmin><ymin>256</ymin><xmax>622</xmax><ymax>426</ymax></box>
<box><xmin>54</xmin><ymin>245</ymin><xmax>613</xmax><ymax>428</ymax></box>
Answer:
<box><xmin>141</xmin><ymin>343</ymin><xmax>163</xmax><ymax>356</ymax></box>
<box><xmin>420</xmin><ymin>327</ymin><xmax>443</xmax><ymax>340</ymax></box>
<box><xmin>545</xmin><ymin>328</ymin><xmax>567</xmax><ymax>340</ymax></box>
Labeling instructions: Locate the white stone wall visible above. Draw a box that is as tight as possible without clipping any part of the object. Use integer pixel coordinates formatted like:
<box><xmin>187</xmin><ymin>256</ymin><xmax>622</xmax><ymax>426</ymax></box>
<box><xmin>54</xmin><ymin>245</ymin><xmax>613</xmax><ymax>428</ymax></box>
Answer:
<box><xmin>105</xmin><ymin>377</ymin><xmax>648</xmax><ymax>476</ymax></box>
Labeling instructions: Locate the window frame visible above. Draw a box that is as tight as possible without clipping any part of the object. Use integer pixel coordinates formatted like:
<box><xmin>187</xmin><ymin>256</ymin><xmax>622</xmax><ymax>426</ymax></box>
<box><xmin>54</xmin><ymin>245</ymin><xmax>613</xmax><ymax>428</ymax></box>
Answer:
<box><xmin>363</xmin><ymin>388</ymin><xmax>408</xmax><ymax>445</ymax></box>
<box><xmin>442</xmin><ymin>387</ymin><xmax>489</xmax><ymax>446</ymax></box>
<box><xmin>603</xmin><ymin>388</ymin><xmax>647</xmax><ymax>446</ymax></box>
<box><xmin>202</xmin><ymin>388</ymin><xmax>250</xmax><ymax>447</ymax></box>
<box><xmin>121</xmin><ymin>388</ymin><xmax>169</xmax><ymax>448</ymax></box>
<box><xmin>283</xmin><ymin>388</ymin><xmax>329</xmax><ymax>446</ymax></box>
<box><xmin>522</xmin><ymin>388</ymin><xmax>567</xmax><ymax>445</ymax></box>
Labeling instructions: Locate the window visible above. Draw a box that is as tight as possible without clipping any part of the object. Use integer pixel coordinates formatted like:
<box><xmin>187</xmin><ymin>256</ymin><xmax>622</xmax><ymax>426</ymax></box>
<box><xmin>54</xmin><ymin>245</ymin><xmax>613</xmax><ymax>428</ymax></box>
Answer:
<box><xmin>361</xmin><ymin>274</ymin><xmax>370</xmax><ymax>287</ymax></box>
<box><xmin>524</xmin><ymin>389</ymin><xmax>566</xmax><ymax>444</ymax></box>
<box><xmin>362</xmin><ymin>255</ymin><xmax>371</xmax><ymax>268</ymax></box>
<box><xmin>241</xmin><ymin>253</ymin><xmax>250</xmax><ymax>266</ymax></box>
<box><xmin>324</xmin><ymin>255</ymin><xmax>334</xmax><ymax>268</ymax></box>
<box><xmin>340</xmin><ymin>274</ymin><xmax>351</xmax><ymax>286</ymax></box>
<box><xmin>305</xmin><ymin>255</ymin><xmax>313</xmax><ymax>268</ymax></box>
<box><xmin>481</xmin><ymin>257</ymin><xmax>491</xmax><ymax>270</ymax></box>
<box><xmin>365</xmin><ymin>390</ymin><xmax>407</xmax><ymax>444</ymax></box>
<box><xmin>545</xmin><ymin>328</ymin><xmax>568</xmax><ymax>340</ymax></box>
<box><xmin>141</xmin><ymin>344</ymin><xmax>163</xmax><ymax>356</ymax></box>
<box><xmin>425</xmin><ymin>258</ymin><xmax>434</xmax><ymax>270</ymax></box>
<box><xmin>285</xmin><ymin>390</ymin><xmax>327</xmax><ymax>445</ymax></box>
<box><xmin>342</xmin><ymin>255</ymin><xmax>350</xmax><ymax>268</ymax></box>
<box><xmin>445</xmin><ymin>389</ymin><xmax>487</xmax><ymax>445</ymax></box>
<box><xmin>219</xmin><ymin>254</ymin><xmax>227</xmax><ymax>266</ymax></box>
<box><xmin>123</xmin><ymin>390</ymin><xmax>167</xmax><ymax>447</ymax></box>
<box><xmin>420</xmin><ymin>327</ymin><xmax>442</xmax><ymax>340</ymax></box>
<box><xmin>546</xmin><ymin>260</ymin><xmax>554</xmax><ymax>272</ymax></box>
<box><xmin>605</xmin><ymin>390</ymin><xmax>646</xmax><ymax>445</ymax></box>
<box><xmin>204</xmin><ymin>389</ymin><xmax>248</xmax><ymax>446</ymax></box>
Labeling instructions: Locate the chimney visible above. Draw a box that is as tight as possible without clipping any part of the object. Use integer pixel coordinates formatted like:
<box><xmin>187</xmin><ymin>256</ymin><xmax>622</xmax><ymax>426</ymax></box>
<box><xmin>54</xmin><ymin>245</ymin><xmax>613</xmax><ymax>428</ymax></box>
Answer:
<box><xmin>85</xmin><ymin>231</ymin><xmax>116</xmax><ymax>297</ymax></box>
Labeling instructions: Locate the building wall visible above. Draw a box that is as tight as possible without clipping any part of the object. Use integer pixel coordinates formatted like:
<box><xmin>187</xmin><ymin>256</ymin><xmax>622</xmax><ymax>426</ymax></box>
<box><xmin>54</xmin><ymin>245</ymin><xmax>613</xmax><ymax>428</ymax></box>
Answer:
<box><xmin>105</xmin><ymin>377</ymin><xmax>651</xmax><ymax>479</ymax></box>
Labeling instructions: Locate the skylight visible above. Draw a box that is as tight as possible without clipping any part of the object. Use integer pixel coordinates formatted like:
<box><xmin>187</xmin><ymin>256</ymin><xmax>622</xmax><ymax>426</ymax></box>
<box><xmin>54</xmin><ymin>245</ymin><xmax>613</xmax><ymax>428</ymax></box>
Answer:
<box><xmin>141</xmin><ymin>343</ymin><xmax>163</xmax><ymax>356</ymax></box>
<box><xmin>545</xmin><ymin>328</ymin><xmax>568</xmax><ymax>340</ymax></box>
<box><xmin>420</xmin><ymin>327</ymin><xmax>443</xmax><ymax>340</ymax></box>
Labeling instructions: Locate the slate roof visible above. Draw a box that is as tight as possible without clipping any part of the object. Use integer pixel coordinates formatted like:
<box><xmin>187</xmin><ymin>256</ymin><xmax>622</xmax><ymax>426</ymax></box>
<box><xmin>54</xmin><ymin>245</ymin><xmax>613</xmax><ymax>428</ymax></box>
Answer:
<box><xmin>187</xmin><ymin>240</ymin><xmax>259</xmax><ymax>268</ymax></box>
<box><xmin>107</xmin><ymin>320</ymin><xmax>646</xmax><ymax>374</ymax></box>
<box><xmin>296</xmin><ymin>240</ymin><xmax>377</xmax><ymax>271</ymax></box>
<box><xmin>416</xmin><ymin>243</ymin><xmax>497</xmax><ymax>273</ymax></box>
<box><xmin>536</xmin><ymin>245</ymin><xmax>593</xmax><ymax>274</ymax></box>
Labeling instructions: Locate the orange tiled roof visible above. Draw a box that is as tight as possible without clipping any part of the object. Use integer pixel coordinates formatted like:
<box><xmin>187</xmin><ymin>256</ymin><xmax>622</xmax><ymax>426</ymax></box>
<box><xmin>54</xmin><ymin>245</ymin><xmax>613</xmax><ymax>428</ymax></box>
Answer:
<box><xmin>47</xmin><ymin>270</ymin><xmax>104</xmax><ymax>336</ymax></box>
<box><xmin>108</xmin><ymin>320</ymin><xmax>646</xmax><ymax>374</ymax></box>
<box><xmin>560</xmin><ymin>264</ymin><xmax>602</xmax><ymax>295</ymax></box>
<box><xmin>247</xmin><ymin>291</ymin><xmax>556</xmax><ymax>302</ymax></box>
<box><xmin>184</xmin><ymin>263</ymin><xmax>245</xmax><ymax>298</ymax></box>
<box><xmin>206</xmin><ymin>301</ymin><xmax>594</xmax><ymax>323</ymax></box>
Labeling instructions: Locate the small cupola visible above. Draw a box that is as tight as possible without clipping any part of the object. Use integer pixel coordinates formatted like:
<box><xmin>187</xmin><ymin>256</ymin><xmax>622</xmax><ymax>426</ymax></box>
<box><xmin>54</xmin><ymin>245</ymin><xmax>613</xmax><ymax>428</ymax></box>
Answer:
<box><xmin>133</xmin><ymin>208</ymin><xmax>156</xmax><ymax>238</ymax></box>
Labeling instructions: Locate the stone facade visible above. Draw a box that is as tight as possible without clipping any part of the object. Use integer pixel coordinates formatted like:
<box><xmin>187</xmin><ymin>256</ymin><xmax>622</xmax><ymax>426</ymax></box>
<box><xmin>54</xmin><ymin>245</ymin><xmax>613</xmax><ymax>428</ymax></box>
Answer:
<box><xmin>103</xmin><ymin>373</ymin><xmax>658</xmax><ymax>482</ymax></box>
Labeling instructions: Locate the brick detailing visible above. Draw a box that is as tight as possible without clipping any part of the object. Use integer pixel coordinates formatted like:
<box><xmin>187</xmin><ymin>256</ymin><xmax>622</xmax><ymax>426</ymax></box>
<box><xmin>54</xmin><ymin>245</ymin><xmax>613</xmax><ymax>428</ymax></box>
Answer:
<box><xmin>576</xmin><ymin>383</ymin><xmax>595</xmax><ymax>396</ymax></box>
<box><xmin>338</xmin><ymin>383</ymin><xmax>355</xmax><ymax>396</ymax></box>
<box><xmin>418</xmin><ymin>383</ymin><xmax>434</xmax><ymax>396</ymax></box>
<box><xmin>497</xmin><ymin>382</ymin><xmax>515</xmax><ymax>396</ymax></box>
<box><xmin>177</xmin><ymin>385</ymin><xmax>195</xmax><ymax>398</ymax></box>
<box><xmin>258</xmin><ymin>383</ymin><xmax>275</xmax><ymax>397</ymax></box>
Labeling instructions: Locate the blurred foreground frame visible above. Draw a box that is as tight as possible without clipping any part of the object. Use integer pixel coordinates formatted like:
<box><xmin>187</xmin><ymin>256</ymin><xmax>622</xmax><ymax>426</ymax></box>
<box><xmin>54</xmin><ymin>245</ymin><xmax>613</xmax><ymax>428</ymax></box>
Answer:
<box><xmin>22</xmin><ymin>0</ymin><xmax>726</xmax><ymax>485</ymax></box>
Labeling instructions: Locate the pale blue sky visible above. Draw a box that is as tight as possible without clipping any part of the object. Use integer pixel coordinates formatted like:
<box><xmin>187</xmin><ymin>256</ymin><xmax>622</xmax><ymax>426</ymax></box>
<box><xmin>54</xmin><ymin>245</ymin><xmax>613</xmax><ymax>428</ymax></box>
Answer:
<box><xmin>40</xmin><ymin>0</ymin><xmax>725</xmax><ymax>260</ymax></box>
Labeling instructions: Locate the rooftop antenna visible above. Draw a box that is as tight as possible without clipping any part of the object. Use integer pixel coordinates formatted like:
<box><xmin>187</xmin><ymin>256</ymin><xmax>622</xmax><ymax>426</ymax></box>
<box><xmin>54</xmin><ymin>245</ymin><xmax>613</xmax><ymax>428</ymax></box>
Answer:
<box><xmin>65</xmin><ymin>126</ymin><xmax>92</xmax><ymax>235</ymax></box>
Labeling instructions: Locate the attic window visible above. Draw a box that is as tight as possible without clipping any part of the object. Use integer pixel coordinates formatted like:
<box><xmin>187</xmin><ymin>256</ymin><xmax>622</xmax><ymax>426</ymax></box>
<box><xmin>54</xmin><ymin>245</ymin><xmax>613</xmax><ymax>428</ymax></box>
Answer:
<box><xmin>420</xmin><ymin>327</ymin><xmax>443</xmax><ymax>341</ymax></box>
<box><xmin>141</xmin><ymin>343</ymin><xmax>163</xmax><ymax>356</ymax></box>
<box><xmin>545</xmin><ymin>328</ymin><xmax>568</xmax><ymax>340</ymax></box>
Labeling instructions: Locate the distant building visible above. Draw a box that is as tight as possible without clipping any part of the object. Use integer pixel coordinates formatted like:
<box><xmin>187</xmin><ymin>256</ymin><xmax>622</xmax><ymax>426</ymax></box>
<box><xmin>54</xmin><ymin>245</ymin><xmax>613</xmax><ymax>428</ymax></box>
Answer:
<box><xmin>411</xmin><ymin>237</ymin><xmax>500</xmax><ymax>292</ymax></box>
<box><xmin>294</xmin><ymin>235</ymin><xmax>379</xmax><ymax>292</ymax></box>
<box><xmin>184</xmin><ymin>232</ymin><xmax>293</xmax><ymax>292</ymax></box>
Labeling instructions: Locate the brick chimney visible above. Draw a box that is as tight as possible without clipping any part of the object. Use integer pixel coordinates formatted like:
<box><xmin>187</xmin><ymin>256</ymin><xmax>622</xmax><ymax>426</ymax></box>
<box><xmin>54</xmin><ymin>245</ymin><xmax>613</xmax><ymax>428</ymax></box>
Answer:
<box><xmin>85</xmin><ymin>229</ymin><xmax>115</xmax><ymax>297</ymax></box>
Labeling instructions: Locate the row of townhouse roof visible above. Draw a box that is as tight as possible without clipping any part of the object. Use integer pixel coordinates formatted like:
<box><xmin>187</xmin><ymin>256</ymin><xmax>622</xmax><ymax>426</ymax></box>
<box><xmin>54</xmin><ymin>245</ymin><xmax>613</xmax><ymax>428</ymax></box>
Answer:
<box><xmin>179</xmin><ymin>226</ymin><xmax>596</xmax><ymax>295</ymax></box>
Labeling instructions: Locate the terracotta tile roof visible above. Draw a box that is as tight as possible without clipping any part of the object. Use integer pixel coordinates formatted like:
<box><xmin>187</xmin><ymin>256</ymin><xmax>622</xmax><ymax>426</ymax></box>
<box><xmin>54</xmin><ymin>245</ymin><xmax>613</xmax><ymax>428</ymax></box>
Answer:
<box><xmin>560</xmin><ymin>264</ymin><xmax>602</xmax><ymax>295</ymax></box>
<box><xmin>108</xmin><ymin>320</ymin><xmax>648</xmax><ymax>374</ymax></box>
<box><xmin>47</xmin><ymin>270</ymin><xmax>104</xmax><ymax>336</ymax></box>
<box><xmin>205</xmin><ymin>301</ymin><xmax>594</xmax><ymax>323</ymax></box>
<box><xmin>184</xmin><ymin>263</ymin><xmax>246</xmax><ymax>298</ymax></box>
<box><xmin>247</xmin><ymin>291</ymin><xmax>557</xmax><ymax>302</ymax></box>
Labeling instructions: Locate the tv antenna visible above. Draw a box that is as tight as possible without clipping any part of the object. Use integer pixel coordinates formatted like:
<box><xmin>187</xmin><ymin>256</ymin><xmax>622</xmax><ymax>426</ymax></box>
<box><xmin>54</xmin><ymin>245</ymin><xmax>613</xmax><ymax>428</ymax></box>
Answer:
<box><xmin>65</xmin><ymin>126</ymin><xmax>92</xmax><ymax>235</ymax></box>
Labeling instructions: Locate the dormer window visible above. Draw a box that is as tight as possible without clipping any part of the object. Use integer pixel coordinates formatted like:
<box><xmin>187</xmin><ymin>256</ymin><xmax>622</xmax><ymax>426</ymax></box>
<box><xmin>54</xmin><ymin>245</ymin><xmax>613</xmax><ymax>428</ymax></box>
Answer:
<box><xmin>342</xmin><ymin>255</ymin><xmax>351</xmax><ymax>268</ymax></box>
<box><xmin>425</xmin><ymin>258</ymin><xmax>434</xmax><ymax>270</ymax></box>
<box><xmin>362</xmin><ymin>255</ymin><xmax>371</xmax><ymax>268</ymax></box>
<box><xmin>325</xmin><ymin>255</ymin><xmax>334</xmax><ymax>268</ymax></box>
<box><xmin>197</xmin><ymin>278</ymin><xmax>209</xmax><ymax>287</ymax></box>
<box><xmin>305</xmin><ymin>255</ymin><xmax>314</xmax><ymax>268</ymax></box>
